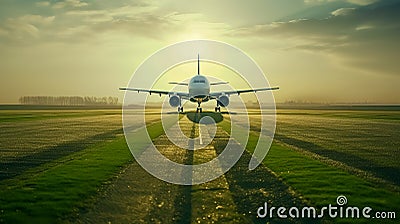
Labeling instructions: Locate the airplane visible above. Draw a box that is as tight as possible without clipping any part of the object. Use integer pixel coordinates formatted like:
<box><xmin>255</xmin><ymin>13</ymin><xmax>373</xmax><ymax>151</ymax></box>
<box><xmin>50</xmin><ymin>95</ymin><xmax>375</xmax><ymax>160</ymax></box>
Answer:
<box><xmin>119</xmin><ymin>55</ymin><xmax>279</xmax><ymax>113</ymax></box>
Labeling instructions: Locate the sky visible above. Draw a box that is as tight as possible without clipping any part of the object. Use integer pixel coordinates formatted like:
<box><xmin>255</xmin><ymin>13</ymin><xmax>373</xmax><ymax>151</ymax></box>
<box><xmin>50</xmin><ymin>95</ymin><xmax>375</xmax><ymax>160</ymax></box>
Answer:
<box><xmin>0</xmin><ymin>0</ymin><xmax>399</xmax><ymax>104</ymax></box>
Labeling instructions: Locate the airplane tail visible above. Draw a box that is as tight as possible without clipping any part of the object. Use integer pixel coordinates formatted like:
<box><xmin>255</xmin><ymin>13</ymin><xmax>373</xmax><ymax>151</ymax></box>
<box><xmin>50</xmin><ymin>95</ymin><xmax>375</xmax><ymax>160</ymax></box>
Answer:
<box><xmin>197</xmin><ymin>54</ymin><xmax>200</xmax><ymax>75</ymax></box>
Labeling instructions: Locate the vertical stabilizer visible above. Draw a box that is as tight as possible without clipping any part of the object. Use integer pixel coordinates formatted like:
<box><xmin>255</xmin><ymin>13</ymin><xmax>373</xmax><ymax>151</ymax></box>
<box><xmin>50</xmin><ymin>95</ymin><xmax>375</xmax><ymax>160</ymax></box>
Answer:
<box><xmin>197</xmin><ymin>54</ymin><xmax>200</xmax><ymax>75</ymax></box>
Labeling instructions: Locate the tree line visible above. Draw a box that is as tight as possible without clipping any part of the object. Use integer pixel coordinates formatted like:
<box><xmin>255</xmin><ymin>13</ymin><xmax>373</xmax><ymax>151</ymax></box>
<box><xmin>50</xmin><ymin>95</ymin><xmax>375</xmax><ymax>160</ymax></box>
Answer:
<box><xmin>19</xmin><ymin>96</ymin><xmax>119</xmax><ymax>106</ymax></box>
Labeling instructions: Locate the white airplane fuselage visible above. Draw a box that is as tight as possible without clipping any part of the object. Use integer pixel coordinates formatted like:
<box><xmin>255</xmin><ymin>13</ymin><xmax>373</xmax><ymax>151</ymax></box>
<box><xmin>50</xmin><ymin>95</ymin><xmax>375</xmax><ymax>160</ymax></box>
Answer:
<box><xmin>119</xmin><ymin>54</ymin><xmax>279</xmax><ymax>113</ymax></box>
<box><xmin>188</xmin><ymin>75</ymin><xmax>210</xmax><ymax>103</ymax></box>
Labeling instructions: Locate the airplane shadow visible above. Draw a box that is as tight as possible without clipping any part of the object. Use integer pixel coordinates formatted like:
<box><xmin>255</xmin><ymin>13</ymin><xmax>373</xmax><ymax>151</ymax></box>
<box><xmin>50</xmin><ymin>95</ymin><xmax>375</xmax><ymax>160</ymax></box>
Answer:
<box><xmin>185</xmin><ymin>112</ymin><xmax>224</xmax><ymax>124</ymax></box>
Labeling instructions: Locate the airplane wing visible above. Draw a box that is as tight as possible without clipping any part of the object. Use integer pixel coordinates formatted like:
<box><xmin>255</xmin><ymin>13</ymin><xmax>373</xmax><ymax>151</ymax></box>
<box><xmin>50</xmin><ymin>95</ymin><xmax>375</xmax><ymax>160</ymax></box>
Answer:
<box><xmin>168</xmin><ymin>82</ymin><xmax>188</xmax><ymax>86</ymax></box>
<box><xmin>119</xmin><ymin>87</ymin><xmax>190</xmax><ymax>98</ymax></box>
<box><xmin>210</xmin><ymin>82</ymin><xmax>229</xmax><ymax>86</ymax></box>
<box><xmin>210</xmin><ymin>87</ymin><xmax>279</xmax><ymax>97</ymax></box>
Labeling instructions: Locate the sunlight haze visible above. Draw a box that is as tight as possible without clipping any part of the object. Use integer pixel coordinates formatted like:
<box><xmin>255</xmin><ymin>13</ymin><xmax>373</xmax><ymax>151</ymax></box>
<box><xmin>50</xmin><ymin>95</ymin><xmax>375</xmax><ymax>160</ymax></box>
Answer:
<box><xmin>0</xmin><ymin>0</ymin><xmax>399</xmax><ymax>104</ymax></box>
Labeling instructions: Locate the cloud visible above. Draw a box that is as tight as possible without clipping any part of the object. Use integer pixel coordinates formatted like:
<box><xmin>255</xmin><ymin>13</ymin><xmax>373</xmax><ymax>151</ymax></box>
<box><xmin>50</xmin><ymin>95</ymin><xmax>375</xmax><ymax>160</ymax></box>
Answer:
<box><xmin>346</xmin><ymin>0</ymin><xmax>378</xmax><ymax>5</ymax></box>
<box><xmin>355</xmin><ymin>24</ymin><xmax>373</xmax><ymax>30</ymax></box>
<box><xmin>304</xmin><ymin>0</ymin><xmax>334</xmax><ymax>4</ymax></box>
<box><xmin>304</xmin><ymin>0</ymin><xmax>378</xmax><ymax>5</ymax></box>
<box><xmin>5</xmin><ymin>20</ymin><xmax>40</xmax><ymax>39</ymax></box>
<box><xmin>53</xmin><ymin>0</ymin><xmax>88</xmax><ymax>9</ymax></box>
<box><xmin>57</xmin><ymin>5</ymin><xmax>173</xmax><ymax>39</ymax></box>
<box><xmin>36</xmin><ymin>1</ymin><xmax>50</xmax><ymax>7</ymax></box>
<box><xmin>65</xmin><ymin>10</ymin><xmax>113</xmax><ymax>23</ymax></box>
<box><xmin>1</xmin><ymin>1</ymin><xmax>229</xmax><ymax>43</ymax></box>
<box><xmin>230</xmin><ymin>2</ymin><xmax>400</xmax><ymax>76</ymax></box>
<box><xmin>0</xmin><ymin>15</ymin><xmax>55</xmax><ymax>40</ymax></box>
<box><xmin>93</xmin><ymin>13</ymin><xmax>175</xmax><ymax>39</ymax></box>
<box><xmin>56</xmin><ymin>25</ymin><xmax>89</xmax><ymax>39</ymax></box>
<box><xmin>331</xmin><ymin>7</ymin><xmax>355</xmax><ymax>16</ymax></box>
<box><xmin>18</xmin><ymin>15</ymin><xmax>55</xmax><ymax>25</ymax></box>
<box><xmin>57</xmin><ymin>4</ymin><xmax>229</xmax><ymax>41</ymax></box>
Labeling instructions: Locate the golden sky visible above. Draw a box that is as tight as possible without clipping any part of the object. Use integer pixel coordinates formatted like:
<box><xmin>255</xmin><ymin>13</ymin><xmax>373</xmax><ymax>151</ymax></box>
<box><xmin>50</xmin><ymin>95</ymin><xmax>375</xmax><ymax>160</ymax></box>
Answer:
<box><xmin>0</xmin><ymin>0</ymin><xmax>399</xmax><ymax>104</ymax></box>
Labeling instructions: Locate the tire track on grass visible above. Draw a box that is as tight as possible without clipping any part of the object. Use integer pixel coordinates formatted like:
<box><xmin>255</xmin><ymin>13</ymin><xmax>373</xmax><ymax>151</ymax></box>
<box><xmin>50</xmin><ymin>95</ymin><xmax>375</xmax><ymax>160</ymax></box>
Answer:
<box><xmin>75</xmin><ymin>114</ymin><xmax>312</xmax><ymax>223</ymax></box>
<box><xmin>215</xmin><ymin>119</ymin><xmax>317</xmax><ymax>223</ymax></box>
<box><xmin>75</xmin><ymin>118</ymin><xmax>191</xmax><ymax>223</ymax></box>
<box><xmin>161</xmin><ymin>115</ymin><xmax>247</xmax><ymax>223</ymax></box>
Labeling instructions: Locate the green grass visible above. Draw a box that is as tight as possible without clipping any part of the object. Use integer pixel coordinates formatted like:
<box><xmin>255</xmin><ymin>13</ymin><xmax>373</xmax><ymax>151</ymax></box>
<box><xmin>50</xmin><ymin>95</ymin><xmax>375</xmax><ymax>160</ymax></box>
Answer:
<box><xmin>266</xmin><ymin>144</ymin><xmax>399</xmax><ymax>209</ymax></box>
<box><xmin>1</xmin><ymin>109</ymin><xmax>398</xmax><ymax>223</ymax></box>
<box><xmin>0</xmin><ymin>137</ymin><xmax>130</xmax><ymax>223</ymax></box>
<box><xmin>253</xmin><ymin>109</ymin><xmax>400</xmax><ymax>186</ymax></box>
<box><xmin>219</xmin><ymin>120</ymin><xmax>399</xmax><ymax>222</ymax></box>
<box><xmin>277</xmin><ymin>109</ymin><xmax>400</xmax><ymax>121</ymax></box>
<box><xmin>0</xmin><ymin>110</ymin><xmax>120</xmax><ymax>123</ymax></box>
<box><xmin>0</xmin><ymin>121</ymin><xmax>167</xmax><ymax>223</ymax></box>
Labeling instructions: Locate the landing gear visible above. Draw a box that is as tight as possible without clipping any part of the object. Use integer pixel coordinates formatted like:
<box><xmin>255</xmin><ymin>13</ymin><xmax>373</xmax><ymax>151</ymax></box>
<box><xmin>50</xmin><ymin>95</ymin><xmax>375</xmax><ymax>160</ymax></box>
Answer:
<box><xmin>215</xmin><ymin>102</ymin><xmax>221</xmax><ymax>112</ymax></box>
<box><xmin>178</xmin><ymin>107</ymin><xmax>183</xmax><ymax>113</ymax></box>
<box><xmin>196</xmin><ymin>102</ymin><xmax>202</xmax><ymax>113</ymax></box>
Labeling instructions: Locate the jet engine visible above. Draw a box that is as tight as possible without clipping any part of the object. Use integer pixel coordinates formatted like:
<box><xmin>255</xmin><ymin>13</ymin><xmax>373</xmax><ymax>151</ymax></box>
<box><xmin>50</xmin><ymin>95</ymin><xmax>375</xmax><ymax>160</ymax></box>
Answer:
<box><xmin>169</xmin><ymin>95</ymin><xmax>180</xmax><ymax>107</ymax></box>
<box><xmin>217</xmin><ymin>95</ymin><xmax>229</xmax><ymax>107</ymax></box>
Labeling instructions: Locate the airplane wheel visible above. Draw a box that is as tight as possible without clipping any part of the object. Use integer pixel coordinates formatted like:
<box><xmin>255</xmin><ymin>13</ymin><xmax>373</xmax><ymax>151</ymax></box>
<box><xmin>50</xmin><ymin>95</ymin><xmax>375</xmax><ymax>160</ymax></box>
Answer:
<box><xmin>200</xmin><ymin>108</ymin><xmax>203</xmax><ymax>113</ymax></box>
<box><xmin>181</xmin><ymin>107</ymin><xmax>184</xmax><ymax>113</ymax></box>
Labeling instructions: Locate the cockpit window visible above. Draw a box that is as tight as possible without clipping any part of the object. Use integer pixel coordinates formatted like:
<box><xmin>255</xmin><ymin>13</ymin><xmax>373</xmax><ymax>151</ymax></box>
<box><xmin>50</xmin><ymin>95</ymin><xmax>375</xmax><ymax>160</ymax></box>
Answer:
<box><xmin>194</xmin><ymin>79</ymin><xmax>205</xmax><ymax>83</ymax></box>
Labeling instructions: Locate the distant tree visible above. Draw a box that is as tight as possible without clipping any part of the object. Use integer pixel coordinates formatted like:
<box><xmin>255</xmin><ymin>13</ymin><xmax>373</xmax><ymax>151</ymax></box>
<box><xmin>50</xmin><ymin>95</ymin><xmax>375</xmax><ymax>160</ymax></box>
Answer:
<box><xmin>19</xmin><ymin>96</ymin><xmax>120</xmax><ymax>106</ymax></box>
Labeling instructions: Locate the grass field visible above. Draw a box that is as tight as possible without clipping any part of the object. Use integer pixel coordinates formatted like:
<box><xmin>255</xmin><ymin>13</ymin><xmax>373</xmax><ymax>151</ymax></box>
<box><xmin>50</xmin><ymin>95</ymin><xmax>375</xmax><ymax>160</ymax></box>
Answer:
<box><xmin>274</xmin><ymin>109</ymin><xmax>400</xmax><ymax>187</ymax></box>
<box><xmin>0</xmin><ymin>106</ymin><xmax>398</xmax><ymax>223</ymax></box>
